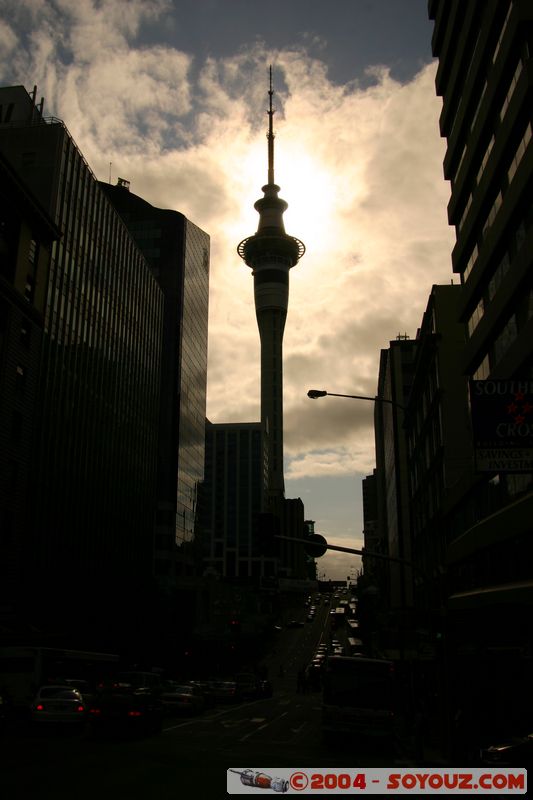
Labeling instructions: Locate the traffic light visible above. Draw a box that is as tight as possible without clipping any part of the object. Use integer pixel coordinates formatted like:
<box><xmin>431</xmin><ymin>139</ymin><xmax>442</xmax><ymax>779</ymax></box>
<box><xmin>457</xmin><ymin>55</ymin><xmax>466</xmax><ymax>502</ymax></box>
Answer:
<box><xmin>305</xmin><ymin>533</ymin><xmax>328</xmax><ymax>558</ymax></box>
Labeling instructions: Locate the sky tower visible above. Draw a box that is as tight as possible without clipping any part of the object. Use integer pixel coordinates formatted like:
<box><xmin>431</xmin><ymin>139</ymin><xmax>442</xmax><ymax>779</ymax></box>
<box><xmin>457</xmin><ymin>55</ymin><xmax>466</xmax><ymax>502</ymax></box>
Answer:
<box><xmin>238</xmin><ymin>68</ymin><xmax>305</xmax><ymax>501</ymax></box>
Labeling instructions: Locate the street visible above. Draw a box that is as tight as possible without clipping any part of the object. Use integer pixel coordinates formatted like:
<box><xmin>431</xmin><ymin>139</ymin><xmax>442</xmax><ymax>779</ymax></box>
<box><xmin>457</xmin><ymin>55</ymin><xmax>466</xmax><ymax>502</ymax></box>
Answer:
<box><xmin>2</xmin><ymin>603</ymin><xmax>416</xmax><ymax>798</ymax></box>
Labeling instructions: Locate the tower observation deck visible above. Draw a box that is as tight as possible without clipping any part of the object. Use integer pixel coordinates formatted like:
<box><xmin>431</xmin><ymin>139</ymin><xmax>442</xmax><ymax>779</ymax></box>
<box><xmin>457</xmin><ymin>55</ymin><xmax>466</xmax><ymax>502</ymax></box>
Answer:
<box><xmin>238</xmin><ymin>67</ymin><xmax>305</xmax><ymax>500</ymax></box>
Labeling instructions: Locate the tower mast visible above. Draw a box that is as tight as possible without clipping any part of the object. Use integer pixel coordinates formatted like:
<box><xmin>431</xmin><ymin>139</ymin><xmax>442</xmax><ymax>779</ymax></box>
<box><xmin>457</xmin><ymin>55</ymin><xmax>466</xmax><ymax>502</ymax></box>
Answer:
<box><xmin>267</xmin><ymin>65</ymin><xmax>275</xmax><ymax>186</ymax></box>
<box><xmin>237</xmin><ymin>67</ymin><xmax>305</xmax><ymax>503</ymax></box>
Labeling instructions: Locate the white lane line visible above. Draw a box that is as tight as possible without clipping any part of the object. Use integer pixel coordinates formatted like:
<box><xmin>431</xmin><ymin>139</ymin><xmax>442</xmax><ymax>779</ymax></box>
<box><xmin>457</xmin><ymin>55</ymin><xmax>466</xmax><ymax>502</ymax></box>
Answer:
<box><xmin>239</xmin><ymin>723</ymin><xmax>269</xmax><ymax>741</ymax></box>
<box><xmin>238</xmin><ymin>711</ymin><xmax>289</xmax><ymax>742</ymax></box>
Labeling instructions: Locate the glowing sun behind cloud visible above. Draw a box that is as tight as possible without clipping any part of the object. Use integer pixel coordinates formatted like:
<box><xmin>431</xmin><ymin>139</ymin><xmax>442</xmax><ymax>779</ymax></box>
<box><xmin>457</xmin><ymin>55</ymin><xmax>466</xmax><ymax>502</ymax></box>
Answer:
<box><xmin>276</xmin><ymin>146</ymin><xmax>338</xmax><ymax>255</ymax></box>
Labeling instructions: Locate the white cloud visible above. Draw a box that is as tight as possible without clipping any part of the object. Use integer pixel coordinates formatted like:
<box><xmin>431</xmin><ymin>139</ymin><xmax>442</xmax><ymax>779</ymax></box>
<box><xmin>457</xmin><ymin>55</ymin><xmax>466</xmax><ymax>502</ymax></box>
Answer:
<box><xmin>0</xmin><ymin>21</ymin><xmax>18</xmax><ymax>61</ymax></box>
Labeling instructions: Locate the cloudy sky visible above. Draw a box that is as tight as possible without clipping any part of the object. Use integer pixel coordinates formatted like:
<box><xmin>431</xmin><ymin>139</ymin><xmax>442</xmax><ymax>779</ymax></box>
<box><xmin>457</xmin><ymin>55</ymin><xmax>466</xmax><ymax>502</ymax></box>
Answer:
<box><xmin>1</xmin><ymin>0</ymin><xmax>456</xmax><ymax>579</ymax></box>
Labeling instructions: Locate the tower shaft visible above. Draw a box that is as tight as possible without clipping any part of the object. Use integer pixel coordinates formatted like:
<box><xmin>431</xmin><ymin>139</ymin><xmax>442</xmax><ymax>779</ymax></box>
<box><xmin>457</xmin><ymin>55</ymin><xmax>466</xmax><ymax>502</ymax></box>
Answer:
<box><xmin>237</xmin><ymin>68</ymin><xmax>305</xmax><ymax>504</ymax></box>
<box><xmin>256</xmin><ymin>288</ymin><xmax>288</xmax><ymax>497</ymax></box>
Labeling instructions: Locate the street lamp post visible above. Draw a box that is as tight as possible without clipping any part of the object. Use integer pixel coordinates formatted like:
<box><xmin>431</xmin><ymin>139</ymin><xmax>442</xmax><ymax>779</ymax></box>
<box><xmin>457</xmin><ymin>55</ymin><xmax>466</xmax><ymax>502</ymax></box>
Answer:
<box><xmin>307</xmin><ymin>384</ymin><xmax>408</xmax><ymax>593</ymax></box>
<box><xmin>307</xmin><ymin>388</ymin><xmax>405</xmax><ymax>411</ymax></box>
<box><xmin>307</xmin><ymin>385</ymin><xmax>411</xmax><ymax>659</ymax></box>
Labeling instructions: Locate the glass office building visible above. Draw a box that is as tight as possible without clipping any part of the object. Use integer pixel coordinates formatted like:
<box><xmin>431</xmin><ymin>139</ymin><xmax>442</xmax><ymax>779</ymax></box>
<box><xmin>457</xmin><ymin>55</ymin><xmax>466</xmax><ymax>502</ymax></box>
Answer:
<box><xmin>200</xmin><ymin>421</ymin><xmax>269</xmax><ymax>580</ymax></box>
<box><xmin>100</xmin><ymin>182</ymin><xmax>210</xmax><ymax>579</ymax></box>
<box><xmin>0</xmin><ymin>86</ymin><xmax>163</xmax><ymax>640</ymax></box>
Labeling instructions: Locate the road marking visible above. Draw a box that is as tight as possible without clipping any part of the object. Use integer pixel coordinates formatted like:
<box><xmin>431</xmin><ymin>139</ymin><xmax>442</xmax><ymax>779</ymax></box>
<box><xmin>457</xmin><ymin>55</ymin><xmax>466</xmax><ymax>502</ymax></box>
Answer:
<box><xmin>291</xmin><ymin>721</ymin><xmax>308</xmax><ymax>734</ymax></box>
<box><xmin>239</xmin><ymin>723</ymin><xmax>268</xmax><ymax>741</ymax></box>
<box><xmin>238</xmin><ymin>711</ymin><xmax>289</xmax><ymax>742</ymax></box>
<box><xmin>163</xmin><ymin>720</ymin><xmax>197</xmax><ymax>731</ymax></box>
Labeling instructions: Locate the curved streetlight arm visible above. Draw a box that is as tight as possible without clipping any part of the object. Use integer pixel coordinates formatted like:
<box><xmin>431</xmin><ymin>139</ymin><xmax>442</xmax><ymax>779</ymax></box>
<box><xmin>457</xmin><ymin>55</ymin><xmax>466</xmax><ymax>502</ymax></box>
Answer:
<box><xmin>307</xmin><ymin>389</ymin><xmax>405</xmax><ymax>411</ymax></box>
<box><xmin>275</xmin><ymin>534</ymin><xmax>415</xmax><ymax>569</ymax></box>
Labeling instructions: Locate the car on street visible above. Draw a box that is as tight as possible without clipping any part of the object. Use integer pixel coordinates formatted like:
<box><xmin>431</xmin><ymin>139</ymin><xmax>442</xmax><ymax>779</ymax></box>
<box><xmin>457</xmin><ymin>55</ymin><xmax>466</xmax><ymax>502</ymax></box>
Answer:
<box><xmin>208</xmin><ymin>680</ymin><xmax>241</xmax><ymax>703</ymax></box>
<box><xmin>56</xmin><ymin>678</ymin><xmax>96</xmax><ymax>706</ymax></box>
<box><xmin>30</xmin><ymin>686</ymin><xmax>87</xmax><ymax>726</ymax></box>
<box><xmin>88</xmin><ymin>686</ymin><xmax>163</xmax><ymax>736</ymax></box>
<box><xmin>286</xmin><ymin>619</ymin><xmax>304</xmax><ymax>628</ymax></box>
<box><xmin>235</xmin><ymin>673</ymin><xmax>261</xmax><ymax>700</ymax></box>
<box><xmin>480</xmin><ymin>731</ymin><xmax>533</xmax><ymax>767</ymax></box>
<box><xmin>160</xmin><ymin>682</ymin><xmax>205</xmax><ymax>715</ymax></box>
<box><xmin>188</xmin><ymin>680</ymin><xmax>217</xmax><ymax>706</ymax></box>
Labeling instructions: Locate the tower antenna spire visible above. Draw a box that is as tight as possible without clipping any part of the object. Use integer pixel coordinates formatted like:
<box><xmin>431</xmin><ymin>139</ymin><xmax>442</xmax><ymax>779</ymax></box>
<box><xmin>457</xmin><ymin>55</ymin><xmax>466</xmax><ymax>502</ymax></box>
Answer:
<box><xmin>237</xmin><ymin>65</ymin><xmax>305</xmax><ymax>502</ymax></box>
<box><xmin>267</xmin><ymin>65</ymin><xmax>275</xmax><ymax>185</ymax></box>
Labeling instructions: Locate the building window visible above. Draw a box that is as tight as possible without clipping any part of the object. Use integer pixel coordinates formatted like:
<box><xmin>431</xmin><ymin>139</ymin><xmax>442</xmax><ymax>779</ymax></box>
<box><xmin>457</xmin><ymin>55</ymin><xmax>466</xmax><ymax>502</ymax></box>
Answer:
<box><xmin>28</xmin><ymin>239</ymin><xmax>37</xmax><ymax>264</ymax></box>
<box><xmin>476</xmin><ymin>134</ymin><xmax>495</xmax><ymax>185</ymax></box>
<box><xmin>488</xmin><ymin>252</ymin><xmax>510</xmax><ymax>302</ymax></box>
<box><xmin>463</xmin><ymin>243</ymin><xmax>479</xmax><ymax>282</ymax></box>
<box><xmin>508</xmin><ymin>122</ymin><xmax>532</xmax><ymax>184</ymax></box>
<box><xmin>493</xmin><ymin>314</ymin><xmax>518</xmax><ymax>364</ymax></box>
<box><xmin>467</xmin><ymin>297</ymin><xmax>485</xmax><ymax>336</ymax></box>
<box><xmin>24</xmin><ymin>274</ymin><xmax>34</xmax><ymax>302</ymax></box>
<box><xmin>458</xmin><ymin>193</ymin><xmax>473</xmax><ymax>232</ymax></box>
<box><xmin>473</xmin><ymin>353</ymin><xmax>490</xmax><ymax>381</ymax></box>
<box><xmin>482</xmin><ymin>191</ymin><xmax>502</xmax><ymax>236</ymax></box>
<box><xmin>500</xmin><ymin>59</ymin><xmax>523</xmax><ymax>121</ymax></box>
<box><xmin>492</xmin><ymin>4</ymin><xmax>513</xmax><ymax>65</ymax></box>
<box><xmin>15</xmin><ymin>365</ymin><xmax>26</xmax><ymax>392</ymax></box>
<box><xmin>20</xmin><ymin>324</ymin><xmax>30</xmax><ymax>347</ymax></box>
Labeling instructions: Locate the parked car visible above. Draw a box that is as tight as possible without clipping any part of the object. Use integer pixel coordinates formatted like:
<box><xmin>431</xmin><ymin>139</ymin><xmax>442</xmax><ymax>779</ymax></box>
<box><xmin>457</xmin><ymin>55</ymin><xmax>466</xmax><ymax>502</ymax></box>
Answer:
<box><xmin>56</xmin><ymin>678</ymin><xmax>95</xmax><ymax>706</ymax></box>
<box><xmin>235</xmin><ymin>674</ymin><xmax>261</xmax><ymax>700</ymax></box>
<box><xmin>188</xmin><ymin>680</ymin><xmax>217</xmax><ymax>707</ymax></box>
<box><xmin>480</xmin><ymin>732</ymin><xmax>533</xmax><ymax>767</ymax></box>
<box><xmin>286</xmin><ymin>619</ymin><xmax>304</xmax><ymax>628</ymax></box>
<box><xmin>107</xmin><ymin>671</ymin><xmax>162</xmax><ymax>691</ymax></box>
<box><xmin>88</xmin><ymin>687</ymin><xmax>163</xmax><ymax>736</ymax></box>
<box><xmin>208</xmin><ymin>680</ymin><xmax>240</xmax><ymax>703</ymax></box>
<box><xmin>30</xmin><ymin>686</ymin><xmax>87</xmax><ymax>726</ymax></box>
<box><xmin>160</xmin><ymin>682</ymin><xmax>205</xmax><ymax>715</ymax></box>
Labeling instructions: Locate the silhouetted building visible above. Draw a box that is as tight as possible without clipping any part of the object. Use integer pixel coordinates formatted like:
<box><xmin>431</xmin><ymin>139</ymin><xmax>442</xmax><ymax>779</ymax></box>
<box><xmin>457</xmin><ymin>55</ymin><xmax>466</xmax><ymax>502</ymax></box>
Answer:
<box><xmin>429</xmin><ymin>0</ymin><xmax>533</xmax><ymax>739</ymax></box>
<box><xmin>200</xmin><ymin>421</ymin><xmax>269</xmax><ymax>581</ymax></box>
<box><xmin>362</xmin><ymin>470</ymin><xmax>388</xmax><ymax>591</ymax></box>
<box><xmin>404</xmin><ymin>285</ymin><xmax>471</xmax><ymax>614</ymax></box>
<box><xmin>0</xmin><ymin>150</ymin><xmax>60</xmax><ymax>627</ymax></box>
<box><xmin>279</xmin><ymin>497</ymin><xmax>308</xmax><ymax>582</ymax></box>
<box><xmin>374</xmin><ymin>336</ymin><xmax>417</xmax><ymax>610</ymax></box>
<box><xmin>100</xmin><ymin>181</ymin><xmax>210</xmax><ymax>582</ymax></box>
<box><xmin>0</xmin><ymin>85</ymin><xmax>163</xmax><ymax>647</ymax></box>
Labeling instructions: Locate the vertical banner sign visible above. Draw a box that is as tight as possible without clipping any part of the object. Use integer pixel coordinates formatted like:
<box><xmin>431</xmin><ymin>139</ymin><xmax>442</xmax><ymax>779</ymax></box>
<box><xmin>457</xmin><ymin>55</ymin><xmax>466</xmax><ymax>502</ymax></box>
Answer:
<box><xmin>469</xmin><ymin>380</ymin><xmax>533</xmax><ymax>472</ymax></box>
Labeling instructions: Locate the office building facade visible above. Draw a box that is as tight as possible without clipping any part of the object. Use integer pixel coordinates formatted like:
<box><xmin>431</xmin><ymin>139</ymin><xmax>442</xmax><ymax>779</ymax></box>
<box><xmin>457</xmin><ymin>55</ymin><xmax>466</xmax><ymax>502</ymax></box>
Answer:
<box><xmin>100</xmin><ymin>182</ymin><xmax>210</xmax><ymax>581</ymax></box>
<box><xmin>200</xmin><ymin>420</ymin><xmax>270</xmax><ymax>581</ymax></box>
<box><xmin>0</xmin><ymin>86</ymin><xmax>163</xmax><ymax>645</ymax></box>
<box><xmin>0</xmin><ymin>151</ymin><xmax>60</xmax><ymax>626</ymax></box>
<box><xmin>429</xmin><ymin>0</ymin><xmax>533</xmax><ymax>734</ymax></box>
<box><xmin>374</xmin><ymin>337</ymin><xmax>417</xmax><ymax>610</ymax></box>
<box><xmin>404</xmin><ymin>285</ymin><xmax>471</xmax><ymax>614</ymax></box>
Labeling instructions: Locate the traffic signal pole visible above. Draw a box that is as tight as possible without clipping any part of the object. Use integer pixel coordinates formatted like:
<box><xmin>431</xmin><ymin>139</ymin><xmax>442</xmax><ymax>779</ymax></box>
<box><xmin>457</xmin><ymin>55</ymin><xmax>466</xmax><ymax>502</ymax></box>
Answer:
<box><xmin>275</xmin><ymin>534</ymin><xmax>416</xmax><ymax>569</ymax></box>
